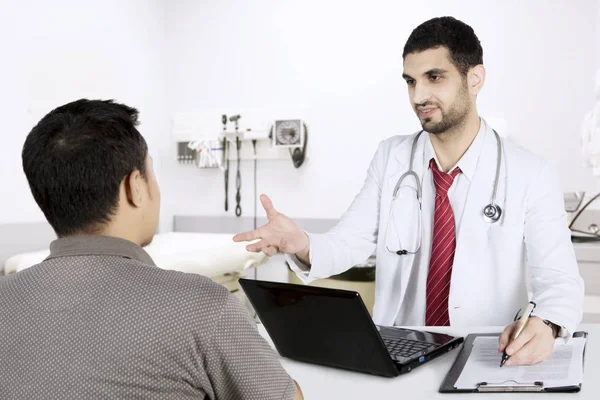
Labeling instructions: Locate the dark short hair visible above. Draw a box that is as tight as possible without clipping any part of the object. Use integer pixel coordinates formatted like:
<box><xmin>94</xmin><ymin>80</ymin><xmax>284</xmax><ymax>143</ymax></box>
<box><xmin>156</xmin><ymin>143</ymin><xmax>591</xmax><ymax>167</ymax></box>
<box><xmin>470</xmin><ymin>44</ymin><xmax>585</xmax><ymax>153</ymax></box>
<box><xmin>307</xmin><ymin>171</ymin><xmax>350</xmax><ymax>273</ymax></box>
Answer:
<box><xmin>403</xmin><ymin>16</ymin><xmax>483</xmax><ymax>76</ymax></box>
<box><xmin>22</xmin><ymin>99</ymin><xmax>148</xmax><ymax>237</ymax></box>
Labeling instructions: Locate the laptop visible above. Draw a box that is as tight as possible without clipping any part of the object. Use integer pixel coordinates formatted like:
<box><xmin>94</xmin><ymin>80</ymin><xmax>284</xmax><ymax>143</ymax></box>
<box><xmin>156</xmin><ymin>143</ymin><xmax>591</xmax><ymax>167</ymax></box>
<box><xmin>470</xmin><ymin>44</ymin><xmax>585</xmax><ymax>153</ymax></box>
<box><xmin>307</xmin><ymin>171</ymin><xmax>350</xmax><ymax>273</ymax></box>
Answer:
<box><xmin>239</xmin><ymin>278</ymin><xmax>464</xmax><ymax>377</ymax></box>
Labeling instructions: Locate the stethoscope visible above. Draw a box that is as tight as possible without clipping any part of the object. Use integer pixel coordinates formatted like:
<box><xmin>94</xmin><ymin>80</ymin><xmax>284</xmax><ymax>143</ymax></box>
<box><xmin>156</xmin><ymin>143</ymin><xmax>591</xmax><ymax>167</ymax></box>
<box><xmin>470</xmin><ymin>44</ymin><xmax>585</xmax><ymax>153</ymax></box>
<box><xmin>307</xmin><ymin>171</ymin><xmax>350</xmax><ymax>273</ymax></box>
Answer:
<box><xmin>386</xmin><ymin>129</ymin><xmax>503</xmax><ymax>255</ymax></box>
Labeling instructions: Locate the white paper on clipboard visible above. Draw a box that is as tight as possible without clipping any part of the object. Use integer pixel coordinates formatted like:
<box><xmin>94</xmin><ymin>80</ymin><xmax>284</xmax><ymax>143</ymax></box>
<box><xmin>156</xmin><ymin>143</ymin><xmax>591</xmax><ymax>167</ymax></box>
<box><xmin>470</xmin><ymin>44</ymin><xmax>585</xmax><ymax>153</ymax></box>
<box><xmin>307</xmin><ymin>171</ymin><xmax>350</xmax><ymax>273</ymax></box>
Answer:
<box><xmin>454</xmin><ymin>336</ymin><xmax>586</xmax><ymax>390</ymax></box>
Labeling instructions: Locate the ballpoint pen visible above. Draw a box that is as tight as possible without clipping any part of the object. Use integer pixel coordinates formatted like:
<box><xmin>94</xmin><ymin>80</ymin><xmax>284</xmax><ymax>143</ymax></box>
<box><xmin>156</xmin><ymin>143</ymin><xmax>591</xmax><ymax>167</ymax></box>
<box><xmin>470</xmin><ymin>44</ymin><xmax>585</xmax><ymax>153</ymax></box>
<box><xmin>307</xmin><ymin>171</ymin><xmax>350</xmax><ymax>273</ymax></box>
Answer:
<box><xmin>500</xmin><ymin>301</ymin><xmax>536</xmax><ymax>367</ymax></box>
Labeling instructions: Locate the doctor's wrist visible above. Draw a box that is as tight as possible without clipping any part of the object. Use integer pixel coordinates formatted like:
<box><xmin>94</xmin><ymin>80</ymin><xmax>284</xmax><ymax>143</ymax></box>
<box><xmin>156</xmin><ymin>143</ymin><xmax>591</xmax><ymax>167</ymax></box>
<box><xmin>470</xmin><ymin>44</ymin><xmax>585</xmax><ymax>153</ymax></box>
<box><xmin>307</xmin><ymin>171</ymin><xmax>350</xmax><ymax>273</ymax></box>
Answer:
<box><xmin>294</xmin><ymin>234</ymin><xmax>311</xmax><ymax>266</ymax></box>
<box><xmin>534</xmin><ymin>316</ymin><xmax>560</xmax><ymax>338</ymax></box>
<box><xmin>542</xmin><ymin>319</ymin><xmax>560</xmax><ymax>339</ymax></box>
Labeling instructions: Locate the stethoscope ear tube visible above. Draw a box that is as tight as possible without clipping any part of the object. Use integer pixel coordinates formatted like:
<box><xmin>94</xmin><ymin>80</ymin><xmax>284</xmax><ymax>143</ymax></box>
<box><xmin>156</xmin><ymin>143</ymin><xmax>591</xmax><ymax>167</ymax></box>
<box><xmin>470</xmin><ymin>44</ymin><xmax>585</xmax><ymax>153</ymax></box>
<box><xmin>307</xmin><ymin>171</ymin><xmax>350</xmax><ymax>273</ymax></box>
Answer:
<box><xmin>484</xmin><ymin>130</ymin><xmax>503</xmax><ymax>223</ymax></box>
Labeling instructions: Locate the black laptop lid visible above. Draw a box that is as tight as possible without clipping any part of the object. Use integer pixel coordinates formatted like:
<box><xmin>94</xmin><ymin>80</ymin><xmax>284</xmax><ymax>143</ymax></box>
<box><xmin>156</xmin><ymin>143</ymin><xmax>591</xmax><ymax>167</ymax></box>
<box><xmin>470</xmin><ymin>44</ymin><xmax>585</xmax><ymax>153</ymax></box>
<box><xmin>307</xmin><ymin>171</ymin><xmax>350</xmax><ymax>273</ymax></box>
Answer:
<box><xmin>239</xmin><ymin>279</ymin><xmax>398</xmax><ymax>377</ymax></box>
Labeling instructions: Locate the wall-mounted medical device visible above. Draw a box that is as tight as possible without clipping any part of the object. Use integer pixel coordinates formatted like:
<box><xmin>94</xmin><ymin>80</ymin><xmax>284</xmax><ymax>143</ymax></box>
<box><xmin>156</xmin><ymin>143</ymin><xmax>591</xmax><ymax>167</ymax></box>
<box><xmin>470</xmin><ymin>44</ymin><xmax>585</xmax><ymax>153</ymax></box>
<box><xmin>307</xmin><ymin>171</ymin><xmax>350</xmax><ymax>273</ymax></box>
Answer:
<box><xmin>176</xmin><ymin>114</ymin><xmax>268</xmax><ymax>168</ymax></box>
<box><xmin>177</xmin><ymin>142</ymin><xmax>198</xmax><ymax>164</ymax></box>
<box><xmin>270</xmin><ymin>119</ymin><xmax>308</xmax><ymax>168</ymax></box>
<box><xmin>175</xmin><ymin>114</ymin><xmax>309</xmax><ymax>169</ymax></box>
<box><xmin>273</xmin><ymin>119</ymin><xmax>304</xmax><ymax>147</ymax></box>
<box><xmin>175</xmin><ymin>112</ymin><xmax>310</xmax><ymax>219</ymax></box>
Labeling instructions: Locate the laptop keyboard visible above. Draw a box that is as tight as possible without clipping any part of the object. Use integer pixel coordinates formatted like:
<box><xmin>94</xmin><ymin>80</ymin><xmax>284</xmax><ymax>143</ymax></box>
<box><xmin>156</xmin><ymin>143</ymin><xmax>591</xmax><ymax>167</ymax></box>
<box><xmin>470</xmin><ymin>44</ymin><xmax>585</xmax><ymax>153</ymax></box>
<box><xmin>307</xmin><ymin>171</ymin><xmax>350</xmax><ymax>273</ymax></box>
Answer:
<box><xmin>382</xmin><ymin>337</ymin><xmax>432</xmax><ymax>359</ymax></box>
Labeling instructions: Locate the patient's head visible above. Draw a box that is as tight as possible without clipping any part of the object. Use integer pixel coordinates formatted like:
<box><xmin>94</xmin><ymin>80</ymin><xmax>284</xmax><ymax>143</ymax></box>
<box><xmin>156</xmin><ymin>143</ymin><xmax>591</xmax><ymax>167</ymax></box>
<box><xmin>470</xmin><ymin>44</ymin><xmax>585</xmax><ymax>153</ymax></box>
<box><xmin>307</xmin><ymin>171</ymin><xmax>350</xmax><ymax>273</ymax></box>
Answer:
<box><xmin>22</xmin><ymin>99</ymin><xmax>160</xmax><ymax>246</ymax></box>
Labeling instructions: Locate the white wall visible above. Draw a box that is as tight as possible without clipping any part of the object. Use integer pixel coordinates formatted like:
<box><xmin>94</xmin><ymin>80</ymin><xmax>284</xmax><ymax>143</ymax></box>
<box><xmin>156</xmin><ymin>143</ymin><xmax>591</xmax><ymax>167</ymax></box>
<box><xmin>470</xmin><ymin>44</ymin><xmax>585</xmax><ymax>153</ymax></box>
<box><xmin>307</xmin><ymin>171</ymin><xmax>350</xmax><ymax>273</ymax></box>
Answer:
<box><xmin>1</xmin><ymin>1</ymin><xmax>598</xmax><ymax>228</ymax></box>
<box><xmin>0</xmin><ymin>0</ymin><xmax>169</xmax><ymax>228</ymax></box>
<box><xmin>163</xmin><ymin>0</ymin><xmax>599</xmax><ymax>224</ymax></box>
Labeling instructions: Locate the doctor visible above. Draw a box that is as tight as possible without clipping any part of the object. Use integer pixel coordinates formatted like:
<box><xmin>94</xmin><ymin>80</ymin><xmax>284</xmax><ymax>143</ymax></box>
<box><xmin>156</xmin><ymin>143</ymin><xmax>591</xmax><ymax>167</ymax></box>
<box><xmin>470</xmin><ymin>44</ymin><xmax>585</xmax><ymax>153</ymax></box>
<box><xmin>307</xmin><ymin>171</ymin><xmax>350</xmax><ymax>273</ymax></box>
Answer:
<box><xmin>234</xmin><ymin>16</ymin><xmax>584</xmax><ymax>366</ymax></box>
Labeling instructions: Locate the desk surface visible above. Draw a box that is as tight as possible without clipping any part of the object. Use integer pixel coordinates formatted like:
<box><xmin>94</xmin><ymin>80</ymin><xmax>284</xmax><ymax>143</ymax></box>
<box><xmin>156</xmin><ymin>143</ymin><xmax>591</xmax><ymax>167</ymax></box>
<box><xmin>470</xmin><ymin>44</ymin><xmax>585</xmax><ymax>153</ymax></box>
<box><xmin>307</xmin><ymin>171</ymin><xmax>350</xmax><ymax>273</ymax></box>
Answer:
<box><xmin>258</xmin><ymin>324</ymin><xmax>598</xmax><ymax>400</ymax></box>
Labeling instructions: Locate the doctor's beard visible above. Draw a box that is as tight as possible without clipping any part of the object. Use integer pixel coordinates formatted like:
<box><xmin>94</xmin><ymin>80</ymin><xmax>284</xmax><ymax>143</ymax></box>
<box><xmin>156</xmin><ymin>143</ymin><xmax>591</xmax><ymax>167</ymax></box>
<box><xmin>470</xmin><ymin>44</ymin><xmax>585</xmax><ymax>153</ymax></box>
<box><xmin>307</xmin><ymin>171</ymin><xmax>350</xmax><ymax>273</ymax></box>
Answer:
<box><xmin>418</xmin><ymin>84</ymin><xmax>471</xmax><ymax>135</ymax></box>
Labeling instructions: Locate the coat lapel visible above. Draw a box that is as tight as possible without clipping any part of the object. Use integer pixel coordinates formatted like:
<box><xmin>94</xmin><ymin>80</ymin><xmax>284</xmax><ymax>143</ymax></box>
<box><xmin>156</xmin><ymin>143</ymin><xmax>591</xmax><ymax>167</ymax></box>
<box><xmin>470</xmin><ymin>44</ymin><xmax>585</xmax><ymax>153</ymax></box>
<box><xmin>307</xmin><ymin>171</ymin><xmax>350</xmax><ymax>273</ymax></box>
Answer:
<box><xmin>377</xmin><ymin>132</ymin><xmax>434</xmax><ymax>324</ymax></box>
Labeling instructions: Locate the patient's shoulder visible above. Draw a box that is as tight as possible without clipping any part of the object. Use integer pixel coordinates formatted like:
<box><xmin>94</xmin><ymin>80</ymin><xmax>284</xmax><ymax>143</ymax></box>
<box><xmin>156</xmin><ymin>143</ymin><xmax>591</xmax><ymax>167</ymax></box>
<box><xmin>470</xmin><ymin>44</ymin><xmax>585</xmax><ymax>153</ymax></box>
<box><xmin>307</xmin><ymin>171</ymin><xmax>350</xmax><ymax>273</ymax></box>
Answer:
<box><xmin>132</xmin><ymin>261</ymin><xmax>232</xmax><ymax>306</ymax></box>
<box><xmin>121</xmin><ymin>261</ymin><xmax>239</xmax><ymax>332</ymax></box>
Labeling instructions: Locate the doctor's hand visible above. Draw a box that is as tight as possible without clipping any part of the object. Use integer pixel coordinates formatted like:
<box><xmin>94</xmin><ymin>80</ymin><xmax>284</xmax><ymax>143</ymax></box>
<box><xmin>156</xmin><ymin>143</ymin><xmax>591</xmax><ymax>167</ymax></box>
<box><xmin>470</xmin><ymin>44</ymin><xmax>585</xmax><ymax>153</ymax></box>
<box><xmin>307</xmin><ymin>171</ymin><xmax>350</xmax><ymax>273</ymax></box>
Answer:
<box><xmin>498</xmin><ymin>317</ymin><xmax>556</xmax><ymax>366</ymax></box>
<box><xmin>233</xmin><ymin>194</ymin><xmax>311</xmax><ymax>261</ymax></box>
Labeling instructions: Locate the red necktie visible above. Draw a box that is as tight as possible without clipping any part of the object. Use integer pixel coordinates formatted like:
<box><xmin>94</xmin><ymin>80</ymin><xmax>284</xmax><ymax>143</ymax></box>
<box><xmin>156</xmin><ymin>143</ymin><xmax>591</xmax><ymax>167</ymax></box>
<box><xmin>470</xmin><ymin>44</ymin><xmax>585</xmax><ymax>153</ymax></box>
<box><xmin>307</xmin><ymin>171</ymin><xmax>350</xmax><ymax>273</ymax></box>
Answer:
<box><xmin>426</xmin><ymin>158</ymin><xmax>461</xmax><ymax>326</ymax></box>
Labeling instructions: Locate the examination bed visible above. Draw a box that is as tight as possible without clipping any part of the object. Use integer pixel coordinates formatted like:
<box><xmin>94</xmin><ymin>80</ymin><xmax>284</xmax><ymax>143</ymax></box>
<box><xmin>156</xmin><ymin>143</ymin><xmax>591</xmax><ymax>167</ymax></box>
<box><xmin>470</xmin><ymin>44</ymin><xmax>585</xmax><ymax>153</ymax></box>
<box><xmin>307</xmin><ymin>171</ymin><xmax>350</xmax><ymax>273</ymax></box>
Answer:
<box><xmin>3</xmin><ymin>232</ymin><xmax>266</xmax><ymax>278</ymax></box>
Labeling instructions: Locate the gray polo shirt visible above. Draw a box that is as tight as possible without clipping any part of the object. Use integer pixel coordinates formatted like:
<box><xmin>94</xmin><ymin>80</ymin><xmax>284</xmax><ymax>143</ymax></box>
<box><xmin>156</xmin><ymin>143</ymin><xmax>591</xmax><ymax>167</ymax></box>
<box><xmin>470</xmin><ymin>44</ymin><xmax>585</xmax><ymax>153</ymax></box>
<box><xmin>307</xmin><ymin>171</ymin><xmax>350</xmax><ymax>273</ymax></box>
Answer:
<box><xmin>0</xmin><ymin>235</ymin><xmax>296</xmax><ymax>400</ymax></box>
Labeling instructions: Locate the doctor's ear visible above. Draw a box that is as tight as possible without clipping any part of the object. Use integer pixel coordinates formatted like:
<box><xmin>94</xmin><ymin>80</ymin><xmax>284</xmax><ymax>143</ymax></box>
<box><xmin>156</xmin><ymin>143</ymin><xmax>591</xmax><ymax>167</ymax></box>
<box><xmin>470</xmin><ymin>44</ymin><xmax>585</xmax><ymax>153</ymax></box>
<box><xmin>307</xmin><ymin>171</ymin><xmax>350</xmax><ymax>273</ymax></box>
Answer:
<box><xmin>124</xmin><ymin>170</ymin><xmax>144</xmax><ymax>207</ymax></box>
<box><xmin>467</xmin><ymin>65</ymin><xmax>486</xmax><ymax>95</ymax></box>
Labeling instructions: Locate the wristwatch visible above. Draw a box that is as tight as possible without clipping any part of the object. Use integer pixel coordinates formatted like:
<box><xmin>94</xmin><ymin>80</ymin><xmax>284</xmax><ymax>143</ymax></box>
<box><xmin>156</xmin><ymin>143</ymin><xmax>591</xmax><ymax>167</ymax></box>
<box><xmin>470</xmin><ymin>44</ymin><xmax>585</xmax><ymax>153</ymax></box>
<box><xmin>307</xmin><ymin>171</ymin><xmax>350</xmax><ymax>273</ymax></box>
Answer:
<box><xmin>542</xmin><ymin>319</ymin><xmax>560</xmax><ymax>338</ymax></box>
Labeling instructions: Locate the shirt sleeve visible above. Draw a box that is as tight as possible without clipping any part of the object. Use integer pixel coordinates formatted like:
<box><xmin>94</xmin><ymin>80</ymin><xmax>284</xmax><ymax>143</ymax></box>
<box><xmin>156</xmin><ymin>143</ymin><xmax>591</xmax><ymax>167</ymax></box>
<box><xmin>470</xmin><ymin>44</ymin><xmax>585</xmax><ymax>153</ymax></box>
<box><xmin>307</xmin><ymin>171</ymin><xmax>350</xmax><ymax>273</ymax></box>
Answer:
<box><xmin>203</xmin><ymin>293</ymin><xmax>297</xmax><ymax>400</ymax></box>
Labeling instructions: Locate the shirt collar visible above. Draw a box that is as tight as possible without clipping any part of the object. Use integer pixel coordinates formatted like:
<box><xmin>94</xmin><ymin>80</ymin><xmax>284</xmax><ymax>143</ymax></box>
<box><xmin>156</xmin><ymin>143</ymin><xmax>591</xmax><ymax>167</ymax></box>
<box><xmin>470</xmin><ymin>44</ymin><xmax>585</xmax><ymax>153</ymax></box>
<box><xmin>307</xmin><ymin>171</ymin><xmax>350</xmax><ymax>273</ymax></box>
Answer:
<box><xmin>46</xmin><ymin>235</ymin><xmax>156</xmax><ymax>266</ymax></box>
<box><xmin>423</xmin><ymin>118</ymin><xmax>488</xmax><ymax>181</ymax></box>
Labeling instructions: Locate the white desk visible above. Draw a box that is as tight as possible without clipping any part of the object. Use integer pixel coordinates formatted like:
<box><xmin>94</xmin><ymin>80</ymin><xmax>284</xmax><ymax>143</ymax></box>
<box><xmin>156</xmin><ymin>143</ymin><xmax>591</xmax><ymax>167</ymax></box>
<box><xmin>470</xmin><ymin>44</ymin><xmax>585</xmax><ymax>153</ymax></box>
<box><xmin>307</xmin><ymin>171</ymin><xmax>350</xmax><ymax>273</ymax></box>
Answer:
<box><xmin>258</xmin><ymin>324</ymin><xmax>598</xmax><ymax>400</ymax></box>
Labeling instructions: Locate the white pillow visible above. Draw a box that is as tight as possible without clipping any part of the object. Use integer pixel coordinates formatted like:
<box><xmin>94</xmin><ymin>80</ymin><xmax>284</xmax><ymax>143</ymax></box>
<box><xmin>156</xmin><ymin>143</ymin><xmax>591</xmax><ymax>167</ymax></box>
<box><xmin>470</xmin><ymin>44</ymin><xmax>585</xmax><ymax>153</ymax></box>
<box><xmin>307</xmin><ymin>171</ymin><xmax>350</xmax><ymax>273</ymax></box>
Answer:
<box><xmin>4</xmin><ymin>232</ymin><xmax>266</xmax><ymax>277</ymax></box>
<box><xmin>4</xmin><ymin>249</ymin><xmax>50</xmax><ymax>274</ymax></box>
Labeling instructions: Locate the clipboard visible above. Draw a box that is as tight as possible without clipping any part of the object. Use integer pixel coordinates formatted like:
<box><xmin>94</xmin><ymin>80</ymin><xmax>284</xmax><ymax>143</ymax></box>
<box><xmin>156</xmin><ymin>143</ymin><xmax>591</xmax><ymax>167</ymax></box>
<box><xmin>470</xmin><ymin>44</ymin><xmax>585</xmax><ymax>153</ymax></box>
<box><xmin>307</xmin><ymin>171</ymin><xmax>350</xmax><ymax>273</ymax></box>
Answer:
<box><xmin>439</xmin><ymin>331</ymin><xmax>588</xmax><ymax>393</ymax></box>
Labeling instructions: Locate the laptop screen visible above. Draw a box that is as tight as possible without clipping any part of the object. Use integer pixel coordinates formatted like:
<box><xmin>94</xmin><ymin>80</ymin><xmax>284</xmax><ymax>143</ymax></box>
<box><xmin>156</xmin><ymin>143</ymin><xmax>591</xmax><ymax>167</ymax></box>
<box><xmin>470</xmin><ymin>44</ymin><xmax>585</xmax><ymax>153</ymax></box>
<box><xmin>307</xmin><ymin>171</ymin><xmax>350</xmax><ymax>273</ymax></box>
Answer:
<box><xmin>239</xmin><ymin>279</ymin><xmax>398</xmax><ymax>375</ymax></box>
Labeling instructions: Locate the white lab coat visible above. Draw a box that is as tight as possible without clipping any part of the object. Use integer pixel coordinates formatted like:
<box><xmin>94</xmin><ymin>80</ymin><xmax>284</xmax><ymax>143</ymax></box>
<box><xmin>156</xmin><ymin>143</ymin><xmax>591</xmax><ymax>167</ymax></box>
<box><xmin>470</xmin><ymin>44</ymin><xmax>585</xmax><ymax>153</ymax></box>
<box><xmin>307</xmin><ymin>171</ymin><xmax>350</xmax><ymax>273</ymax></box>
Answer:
<box><xmin>291</xmin><ymin>121</ymin><xmax>584</xmax><ymax>334</ymax></box>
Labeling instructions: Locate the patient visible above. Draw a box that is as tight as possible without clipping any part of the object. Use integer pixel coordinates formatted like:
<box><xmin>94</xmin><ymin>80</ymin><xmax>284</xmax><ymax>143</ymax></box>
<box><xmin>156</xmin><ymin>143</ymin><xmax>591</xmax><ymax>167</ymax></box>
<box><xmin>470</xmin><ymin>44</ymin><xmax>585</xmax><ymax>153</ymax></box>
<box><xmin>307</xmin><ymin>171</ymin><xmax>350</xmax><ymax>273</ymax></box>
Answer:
<box><xmin>0</xmin><ymin>99</ymin><xmax>303</xmax><ymax>400</ymax></box>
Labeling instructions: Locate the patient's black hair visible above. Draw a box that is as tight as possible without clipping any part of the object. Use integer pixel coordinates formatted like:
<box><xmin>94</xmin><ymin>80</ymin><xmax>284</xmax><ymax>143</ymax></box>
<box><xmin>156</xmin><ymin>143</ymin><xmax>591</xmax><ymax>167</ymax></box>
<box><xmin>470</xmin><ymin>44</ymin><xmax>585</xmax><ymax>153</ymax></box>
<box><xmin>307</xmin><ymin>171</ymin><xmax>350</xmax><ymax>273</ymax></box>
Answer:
<box><xmin>22</xmin><ymin>99</ymin><xmax>148</xmax><ymax>237</ymax></box>
<box><xmin>403</xmin><ymin>16</ymin><xmax>483</xmax><ymax>76</ymax></box>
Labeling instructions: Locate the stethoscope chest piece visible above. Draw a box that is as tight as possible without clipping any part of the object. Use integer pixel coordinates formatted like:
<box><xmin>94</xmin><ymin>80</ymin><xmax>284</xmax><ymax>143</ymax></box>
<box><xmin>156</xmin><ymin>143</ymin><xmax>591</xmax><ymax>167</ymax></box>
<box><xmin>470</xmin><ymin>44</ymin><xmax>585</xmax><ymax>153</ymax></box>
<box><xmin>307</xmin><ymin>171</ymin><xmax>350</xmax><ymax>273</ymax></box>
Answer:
<box><xmin>483</xmin><ymin>203</ymin><xmax>502</xmax><ymax>223</ymax></box>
